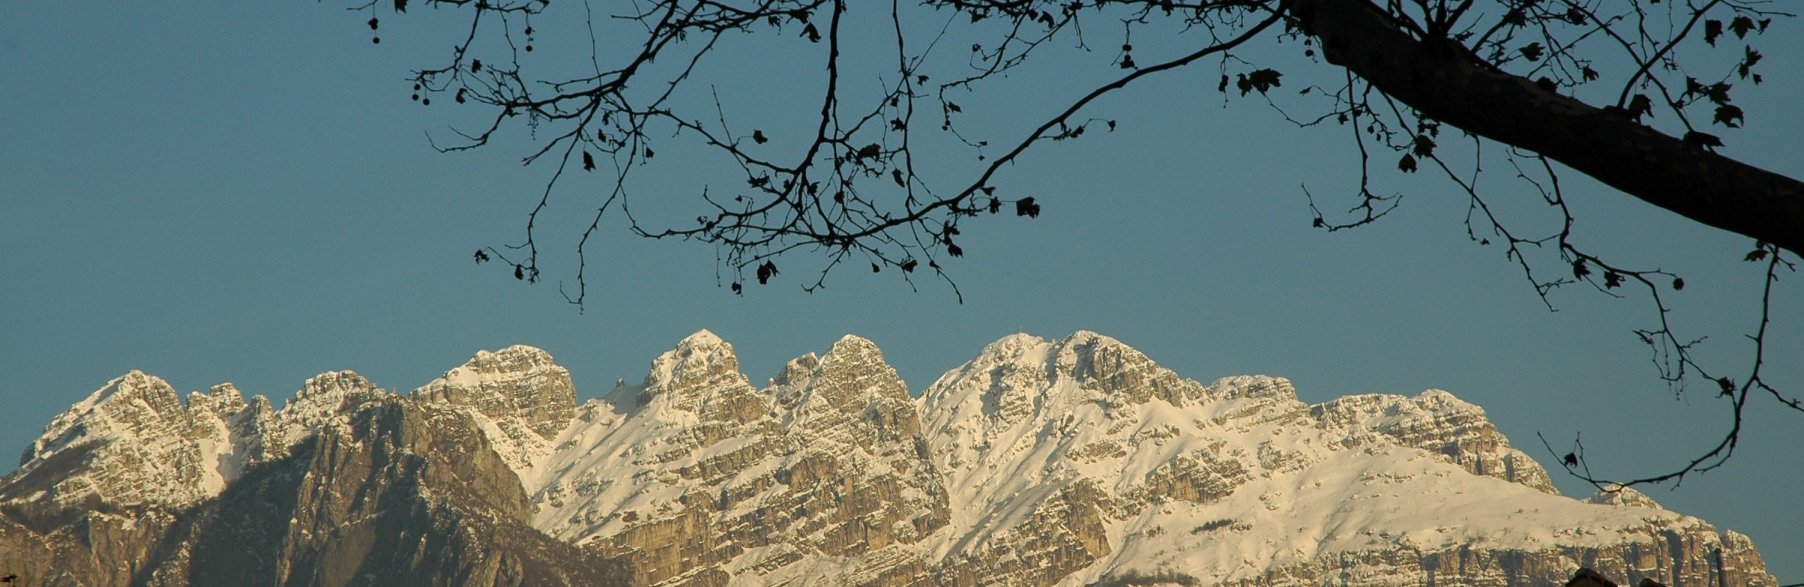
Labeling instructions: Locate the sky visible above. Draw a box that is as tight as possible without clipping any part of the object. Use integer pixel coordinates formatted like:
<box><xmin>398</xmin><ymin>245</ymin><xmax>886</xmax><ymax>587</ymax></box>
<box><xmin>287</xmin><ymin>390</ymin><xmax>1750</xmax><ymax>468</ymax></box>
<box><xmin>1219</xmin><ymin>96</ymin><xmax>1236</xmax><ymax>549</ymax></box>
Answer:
<box><xmin>2</xmin><ymin>2</ymin><xmax>1800</xmax><ymax>580</ymax></box>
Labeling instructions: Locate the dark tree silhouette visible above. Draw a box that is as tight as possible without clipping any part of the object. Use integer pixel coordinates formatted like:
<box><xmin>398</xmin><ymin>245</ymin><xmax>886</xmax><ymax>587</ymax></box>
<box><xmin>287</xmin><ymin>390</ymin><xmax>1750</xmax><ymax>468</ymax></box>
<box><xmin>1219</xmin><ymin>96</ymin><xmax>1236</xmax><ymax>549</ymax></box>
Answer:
<box><xmin>350</xmin><ymin>0</ymin><xmax>1798</xmax><ymax>488</ymax></box>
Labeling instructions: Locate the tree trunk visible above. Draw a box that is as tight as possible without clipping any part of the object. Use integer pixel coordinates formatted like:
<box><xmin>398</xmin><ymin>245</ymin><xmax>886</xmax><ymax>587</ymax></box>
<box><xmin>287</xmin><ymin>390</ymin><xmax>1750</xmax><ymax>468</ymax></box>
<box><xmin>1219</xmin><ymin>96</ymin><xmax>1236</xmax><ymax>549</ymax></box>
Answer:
<box><xmin>1282</xmin><ymin>0</ymin><xmax>1804</xmax><ymax>255</ymax></box>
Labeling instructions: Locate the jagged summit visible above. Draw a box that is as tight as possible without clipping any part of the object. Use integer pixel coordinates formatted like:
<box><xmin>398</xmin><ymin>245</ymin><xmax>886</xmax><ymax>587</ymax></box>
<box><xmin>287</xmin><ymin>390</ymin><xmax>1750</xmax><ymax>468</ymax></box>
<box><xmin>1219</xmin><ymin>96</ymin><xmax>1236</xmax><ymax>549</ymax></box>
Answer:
<box><xmin>412</xmin><ymin>345</ymin><xmax>579</xmax><ymax>477</ymax></box>
<box><xmin>639</xmin><ymin>329</ymin><xmax>747</xmax><ymax>408</ymax></box>
<box><xmin>8</xmin><ymin>367</ymin><xmax>399</xmax><ymax>511</ymax></box>
<box><xmin>0</xmin><ymin>331</ymin><xmax>1778</xmax><ymax>587</ymax></box>
<box><xmin>776</xmin><ymin>332</ymin><xmax>914</xmax><ymax>430</ymax></box>
<box><xmin>921</xmin><ymin>331</ymin><xmax>1212</xmax><ymax>438</ymax></box>
<box><xmin>187</xmin><ymin>383</ymin><xmax>248</xmax><ymax>417</ymax></box>
<box><xmin>413</xmin><ymin>344</ymin><xmax>574</xmax><ymax>435</ymax></box>
<box><xmin>23</xmin><ymin>370</ymin><xmax>179</xmax><ymax>465</ymax></box>
<box><xmin>768</xmin><ymin>333</ymin><xmax>887</xmax><ymax>392</ymax></box>
<box><xmin>818</xmin><ymin>334</ymin><xmax>891</xmax><ymax>382</ymax></box>
<box><xmin>5</xmin><ymin>370</ymin><xmax>275</xmax><ymax>510</ymax></box>
<box><xmin>530</xmin><ymin>331</ymin><xmax>946</xmax><ymax>579</ymax></box>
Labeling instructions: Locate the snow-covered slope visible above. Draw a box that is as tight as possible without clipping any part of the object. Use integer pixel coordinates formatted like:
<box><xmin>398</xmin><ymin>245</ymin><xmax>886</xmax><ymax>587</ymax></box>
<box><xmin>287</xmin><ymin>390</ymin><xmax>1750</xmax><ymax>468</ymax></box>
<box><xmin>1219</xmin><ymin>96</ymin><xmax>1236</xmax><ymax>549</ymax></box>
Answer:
<box><xmin>0</xmin><ymin>331</ymin><xmax>1777</xmax><ymax>587</ymax></box>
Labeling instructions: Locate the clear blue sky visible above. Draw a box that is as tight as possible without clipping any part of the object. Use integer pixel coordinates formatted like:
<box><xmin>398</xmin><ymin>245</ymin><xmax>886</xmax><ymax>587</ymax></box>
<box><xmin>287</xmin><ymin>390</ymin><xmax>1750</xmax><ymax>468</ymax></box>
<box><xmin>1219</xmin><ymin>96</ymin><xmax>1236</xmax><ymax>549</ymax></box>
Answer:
<box><xmin>3</xmin><ymin>3</ymin><xmax>1799</xmax><ymax>580</ymax></box>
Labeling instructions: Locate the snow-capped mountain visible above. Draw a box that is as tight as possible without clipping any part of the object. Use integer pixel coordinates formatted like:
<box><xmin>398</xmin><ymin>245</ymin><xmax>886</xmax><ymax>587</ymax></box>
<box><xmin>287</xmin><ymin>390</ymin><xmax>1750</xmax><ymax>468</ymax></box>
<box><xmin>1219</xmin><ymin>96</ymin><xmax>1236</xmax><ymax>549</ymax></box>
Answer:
<box><xmin>0</xmin><ymin>331</ymin><xmax>1775</xmax><ymax>586</ymax></box>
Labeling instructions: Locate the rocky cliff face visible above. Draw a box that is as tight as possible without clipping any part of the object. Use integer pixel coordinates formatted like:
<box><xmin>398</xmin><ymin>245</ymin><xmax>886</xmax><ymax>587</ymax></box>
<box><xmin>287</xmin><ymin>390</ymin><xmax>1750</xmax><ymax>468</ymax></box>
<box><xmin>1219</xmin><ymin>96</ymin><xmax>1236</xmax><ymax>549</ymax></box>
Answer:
<box><xmin>139</xmin><ymin>397</ymin><xmax>623</xmax><ymax>587</ymax></box>
<box><xmin>0</xmin><ymin>331</ymin><xmax>1778</xmax><ymax>587</ymax></box>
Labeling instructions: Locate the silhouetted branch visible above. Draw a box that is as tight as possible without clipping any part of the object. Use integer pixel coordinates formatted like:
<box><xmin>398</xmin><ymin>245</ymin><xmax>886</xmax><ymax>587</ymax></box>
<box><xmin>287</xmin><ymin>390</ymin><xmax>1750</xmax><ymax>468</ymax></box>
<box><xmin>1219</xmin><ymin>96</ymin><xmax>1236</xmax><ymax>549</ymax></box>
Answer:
<box><xmin>373</xmin><ymin>0</ymin><xmax>1796</xmax><ymax>484</ymax></box>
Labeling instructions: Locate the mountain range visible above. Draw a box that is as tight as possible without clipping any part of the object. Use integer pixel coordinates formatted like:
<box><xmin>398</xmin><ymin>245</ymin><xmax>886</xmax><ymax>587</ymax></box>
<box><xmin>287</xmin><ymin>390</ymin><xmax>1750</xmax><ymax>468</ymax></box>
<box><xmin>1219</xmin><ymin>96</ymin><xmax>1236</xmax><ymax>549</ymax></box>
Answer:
<box><xmin>0</xmin><ymin>330</ymin><xmax>1774</xmax><ymax>585</ymax></box>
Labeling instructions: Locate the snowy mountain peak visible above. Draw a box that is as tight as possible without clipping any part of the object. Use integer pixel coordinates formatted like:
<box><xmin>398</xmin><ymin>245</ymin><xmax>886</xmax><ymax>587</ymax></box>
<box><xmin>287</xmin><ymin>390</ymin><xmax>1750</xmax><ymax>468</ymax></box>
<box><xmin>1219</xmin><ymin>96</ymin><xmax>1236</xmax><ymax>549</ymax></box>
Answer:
<box><xmin>782</xmin><ymin>333</ymin><xmax>913</xmax><ymax>424</ymax></box>
<box><xmin>21</xmin><ymin>371</ymin><xmax>184</xmax><ymax>468</ymax></box>
<box><xmin>3</xmin><ymin>371</ymin><xmax>272</xmax><ymax>510</ymax></box>
<box><xmin>819</xmin><ymin>334</ymin><xmax>894</xmax><ymax>382</ymax></box>
<box><xmin>1057</xmin><ymin>329</ymin><xmax>1135</xmax><ymax>363</ymax></box>
<box><xmin>529</xmin><ymin>332</ymin><xmax>947</xmax><ymax>579</ymax></box>
<box><xmin>951</xmin><ymin>331</ymin><xmax>1207</xmax><ymax>407</ymax></box>
<box><xmin>96</xmin><ymin>370</ymin><xmax>182</xmax><ymax>413</ymax></box>
<box><xmin>413</xmin><ymin>344</ymin><xmax>574</xmax><ymax>438</ymax></box>
<box><xmin>275</xmin><ymin>370</ymin><xmax>394</xmax><ymax>454</ymax></box>
<box><xmin>413</xmin><ymin>345</ymin><xmax>578</xmax><ymax>475</ymax></box>
<box><xmin>640</xmin><ymin>330</ymin><xmax>750</xmax><ymax>410</ymax></box>
<box><xmin>1055</xmin><ymin>331</ymin><xmax>1206</xmax><ymax>407</ymax></box>
<box><xmin>920</xmin><ymin>332</ymin><xmax>1209</xmax><ymax>437</ymax></box>
<box><xmin>428</xmin><ymin>343</ymin><xmax>560</xmax><ymax>378</ymax></box>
